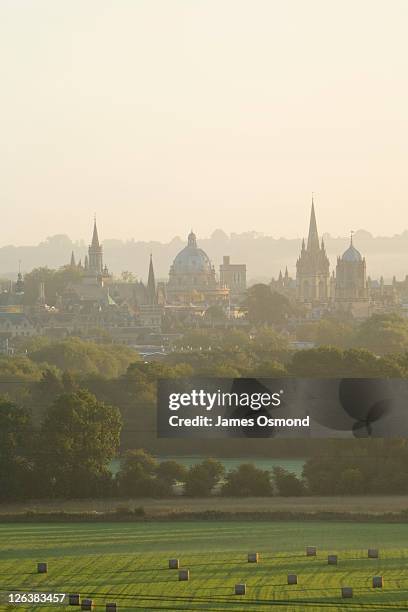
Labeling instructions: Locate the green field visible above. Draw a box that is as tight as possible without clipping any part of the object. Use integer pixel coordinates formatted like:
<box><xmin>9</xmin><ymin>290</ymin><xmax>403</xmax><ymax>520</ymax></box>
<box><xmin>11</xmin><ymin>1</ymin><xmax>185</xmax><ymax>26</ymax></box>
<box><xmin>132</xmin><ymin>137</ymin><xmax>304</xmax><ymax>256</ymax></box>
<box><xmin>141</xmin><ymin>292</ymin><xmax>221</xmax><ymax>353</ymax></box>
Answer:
<box><xmin>1</xmin><ymin>522</ymin><xmax>408</xmax><ymax>611</ymax></box>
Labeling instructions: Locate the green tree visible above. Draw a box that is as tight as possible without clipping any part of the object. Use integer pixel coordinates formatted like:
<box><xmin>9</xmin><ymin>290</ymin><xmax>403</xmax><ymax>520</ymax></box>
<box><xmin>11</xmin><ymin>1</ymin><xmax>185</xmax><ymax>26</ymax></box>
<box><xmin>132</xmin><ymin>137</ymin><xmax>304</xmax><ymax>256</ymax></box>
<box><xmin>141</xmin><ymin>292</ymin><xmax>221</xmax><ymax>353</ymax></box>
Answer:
<box><xmin>0</xmin><ymin>399</ymin><xmax>32</xmax><ymax>500</ymax></box>
<box><xmin>251</xmin><ymin>328</ymin><xmax>289</xmax><ymax>363</ymax></box>
<box><xmin>184</xmin><ymin>459</ymin><xmax>225</xmax><ymax>497</ymax></box>
<box><xmin>288</xmin><ymin>346</ymin><xmax>403</xmax><ymax>377</ymax></box>
<box><xmin>23</xmin><ymin>266</ymin><xmax>83</xmax><ymax>306</ymax></box>
<box><xmin>29</xmin><ymin>338</ymin><xmax>140</xmax><ymax>377</ymax></box>
<box><xmin>117</xmin><ymin>449</ymin><xmax>159</xmax><ymax>497</ymax></box>
<box><xmin>337</xmin><ymin>467</ymin><xmax>364</xmax><ymax>494</ymax></box>
<box><xmin>296</xmin><ymin>319</ymin><xmax>354</xmax><ymax>348</ymax></box>
<box><xmin>222</xmin><ymin>463</ymin><xmax>273</xmax><ymax>496</ymax></box>
<box><xmin>354</xmin><ymin>314</ymin><xmax>408</xmax><ymax>355</ymax></box>
<box><xmin>246</xmin><ymin>285</ymin><xmax>296</xmax><ymax>326</ymax></box>
<box><xmin>156</xmin><ymin>460</ymin><xmax>187</xmax><ymax>487</ymax></box>
<box><xmin>37</xmin><ymin>389</ymin><xmax>121</xmax><ymax>497</ymax></box>
<box><xmin>272</xmin><ymin>466</ymin><xmax>306</xmax><ymax>496</ymax></box>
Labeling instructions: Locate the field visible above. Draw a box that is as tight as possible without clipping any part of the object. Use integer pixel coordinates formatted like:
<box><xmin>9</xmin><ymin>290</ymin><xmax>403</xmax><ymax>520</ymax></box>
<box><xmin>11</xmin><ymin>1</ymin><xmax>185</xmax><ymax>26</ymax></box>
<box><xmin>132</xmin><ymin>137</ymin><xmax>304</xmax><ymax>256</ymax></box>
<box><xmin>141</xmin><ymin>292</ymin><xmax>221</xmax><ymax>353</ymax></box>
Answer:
<box><xmin>1</xmin><ymin>522</ymin><xmax>408</xmax><ymax>611</ymax></box>
<box><xmin>1</xmin><ymin>495</ymin><xmax>408</xmax><ymax>515</ymax></box>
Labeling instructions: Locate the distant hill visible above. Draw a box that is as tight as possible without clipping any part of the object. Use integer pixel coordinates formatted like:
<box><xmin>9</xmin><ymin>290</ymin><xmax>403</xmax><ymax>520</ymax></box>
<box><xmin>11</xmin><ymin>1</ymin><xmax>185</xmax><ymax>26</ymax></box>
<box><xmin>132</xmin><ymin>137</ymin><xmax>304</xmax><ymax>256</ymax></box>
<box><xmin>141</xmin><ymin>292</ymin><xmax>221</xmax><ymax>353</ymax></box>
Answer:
<box><xmin>1</xmin><ymin>229</ymin><xmax>407</xmax><ymax>283</ymax></box>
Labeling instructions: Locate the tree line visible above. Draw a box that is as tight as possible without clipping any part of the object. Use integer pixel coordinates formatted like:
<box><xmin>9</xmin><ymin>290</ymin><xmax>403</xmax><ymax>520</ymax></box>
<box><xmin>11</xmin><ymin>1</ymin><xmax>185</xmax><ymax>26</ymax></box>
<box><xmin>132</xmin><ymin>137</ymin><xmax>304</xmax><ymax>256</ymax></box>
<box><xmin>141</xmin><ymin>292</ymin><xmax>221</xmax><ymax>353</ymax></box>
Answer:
<box><xmin>3</xmin><ymin>382</ymin><xmax>408</xmax><ymax>501</ymax></box>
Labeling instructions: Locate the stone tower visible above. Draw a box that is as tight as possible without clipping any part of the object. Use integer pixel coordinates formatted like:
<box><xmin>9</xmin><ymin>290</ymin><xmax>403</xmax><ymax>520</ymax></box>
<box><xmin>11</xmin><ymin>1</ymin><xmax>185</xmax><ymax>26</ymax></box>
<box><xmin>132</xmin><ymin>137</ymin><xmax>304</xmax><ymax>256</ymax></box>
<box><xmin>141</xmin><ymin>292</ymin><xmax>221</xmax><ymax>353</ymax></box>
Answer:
<box><xmin>296</xmin><ymin>199</ymin><xmax>330</xmax><ymax>303</ymax></box>
<box><xmin>88</xmin><ymin>217</ymin><xmax>103</xmax><ymax>275</ymax></box>
<box><xmin>335</xmin><ymin>234</ymin><xmax>369</xmax><ymax>317</ymax></box>
<box><xmin>147</xmin><ymin>254</ymin><xmax>157</xmax><ymax>305</ymax></box>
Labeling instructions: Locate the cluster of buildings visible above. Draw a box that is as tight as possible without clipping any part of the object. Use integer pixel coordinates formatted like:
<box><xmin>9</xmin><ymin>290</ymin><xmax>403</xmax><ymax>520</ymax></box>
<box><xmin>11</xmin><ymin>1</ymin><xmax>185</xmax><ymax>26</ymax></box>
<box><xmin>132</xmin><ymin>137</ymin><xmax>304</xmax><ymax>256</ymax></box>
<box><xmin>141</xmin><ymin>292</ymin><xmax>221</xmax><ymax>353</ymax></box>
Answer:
<box><xmin>0</xmin><ymin>200</ymin><xmax>407</xmax><ymax>351</ymax></box>
<box><xmin>0</xmin><ymin>220</ymin><xmax>247</xmax><ymax>350</ymax></box>
<box><xmin>271</xmin><ymin>199</ymin><xmax>408</xmax><ymax>320</ymax></box>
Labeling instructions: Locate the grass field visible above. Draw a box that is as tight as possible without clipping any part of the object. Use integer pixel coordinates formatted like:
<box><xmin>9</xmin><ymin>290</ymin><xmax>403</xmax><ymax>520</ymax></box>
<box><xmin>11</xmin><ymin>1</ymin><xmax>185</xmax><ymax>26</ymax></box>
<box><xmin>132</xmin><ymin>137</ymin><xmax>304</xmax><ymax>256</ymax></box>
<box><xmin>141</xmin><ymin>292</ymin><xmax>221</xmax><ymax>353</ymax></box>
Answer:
<box><xmin>1</xmin><ymin>521</ymin><xmax>408</xmax><ymax>611</ymax></box>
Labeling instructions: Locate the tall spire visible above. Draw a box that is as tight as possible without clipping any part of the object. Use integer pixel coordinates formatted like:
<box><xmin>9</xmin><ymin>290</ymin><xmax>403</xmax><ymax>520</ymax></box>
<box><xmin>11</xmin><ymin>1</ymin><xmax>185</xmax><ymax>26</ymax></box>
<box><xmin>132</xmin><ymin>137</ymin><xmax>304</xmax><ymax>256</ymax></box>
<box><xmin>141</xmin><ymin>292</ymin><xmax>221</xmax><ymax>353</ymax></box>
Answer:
<box><xmin>70</xmin><ymin>251</ymin><xmax>76</xmax><ymax>267</ymax></box>
<box><xmin>147</xmin><ymin>254</ymin><xmax>157</xmax><ymax>304</ymax></box>
<box><xmin>307</xmin><ymin>195</ymin><xmax>320</xmax><ymax>252</ymax></box>
<box><xmin>88</xmin><ymin>216</ymin><xmax>103</xmax><ymax>274</ymax></box>
<box><xmin>91</xmin><ymin>216</ymin><xmax>100</xmax><ymax>247</ymax></box>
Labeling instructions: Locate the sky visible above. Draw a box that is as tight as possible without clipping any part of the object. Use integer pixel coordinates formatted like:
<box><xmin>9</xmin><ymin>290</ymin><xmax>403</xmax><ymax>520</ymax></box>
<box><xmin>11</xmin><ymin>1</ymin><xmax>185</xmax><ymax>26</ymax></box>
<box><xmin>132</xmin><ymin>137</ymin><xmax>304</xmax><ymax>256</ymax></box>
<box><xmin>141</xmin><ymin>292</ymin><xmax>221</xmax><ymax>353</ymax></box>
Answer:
<box><xmin>1</xmin><ymin>0</ymin><xmax>408</xmax><ymax>246</ymax></box>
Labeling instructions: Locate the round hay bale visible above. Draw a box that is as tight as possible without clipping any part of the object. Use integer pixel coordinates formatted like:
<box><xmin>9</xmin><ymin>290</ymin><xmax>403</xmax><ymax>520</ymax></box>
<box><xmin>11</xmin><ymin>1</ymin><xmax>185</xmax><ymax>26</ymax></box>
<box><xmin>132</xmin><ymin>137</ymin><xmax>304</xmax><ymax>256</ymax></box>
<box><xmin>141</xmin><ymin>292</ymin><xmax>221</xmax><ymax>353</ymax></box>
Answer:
<box><xmin>328</xmin><ymin>555</ymin><xmax>338</xmax><ymax>565</ymax></box>
<box><xmin>235</xmin><ymin>583</ymin><xmax>246</xmax><ymax>595</ymax></box>
<box><xmin>341</xmin><ymin>587</ymin><xmax>353</xmax><ymax>599</ymax></box>
<box><xmin>247</xmin><ymin>552</ymin><xmax>259</xmax><ymax>563</ymax></box>
<box><xmin>373</xmin><ymin>576</ymin><xmax>383</xmax><ymax>588</ymax></box>
<box><xmin>368</xmin><ymin>548</ymin><xmax>379</xmax><ymax>558</ymax></box>
<box><xmin>306</xmin><ymin>546</ymin><xmax>316</xmax><ymax>557</ymax></box>
<box><xmin>37</xmin><ymin>563</ymin><xmax>47</xmax><ymax>574</ymax></box>
<box><xmin>178</xmin><ymin>569</ymin><xmax>190</xmax><ymax>581</ymax></box>
<box><xmin>169</xmin><ymin>559</ymin><xmax>179</xmax><ymax>569</ymax></box>
<box><xmin>81</xmin><ymin>599</ymin><xmax>94</xmax><ymax>611</ymax></box>
<box><xmin>287</xmin><ymin>574</ymin><xmax>297</xmax><ymax>585</ymax></box>
<box><xmin>69</xmin><ymin>594</ymin><xmax>81</xmax><ymax>606</ymax></box>
<box><xmin>106</xmin><ymin>604</ymin><xmax>117</xmax><ymax>612</ymax></box>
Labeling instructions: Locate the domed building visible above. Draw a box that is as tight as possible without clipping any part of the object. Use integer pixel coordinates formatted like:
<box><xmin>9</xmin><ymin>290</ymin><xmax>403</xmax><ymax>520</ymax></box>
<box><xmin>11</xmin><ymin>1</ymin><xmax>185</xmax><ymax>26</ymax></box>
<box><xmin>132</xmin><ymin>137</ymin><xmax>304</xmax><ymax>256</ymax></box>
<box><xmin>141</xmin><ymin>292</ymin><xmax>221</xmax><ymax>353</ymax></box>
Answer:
<box><xmin>167</xmin><ymin>231</ymin><xmax>229</xmax><ymax>304</ymax></box>
<box><xmin>335</xmin><ymin>234</ymin><xmax>370</xmax><ymax>318</ymax></box>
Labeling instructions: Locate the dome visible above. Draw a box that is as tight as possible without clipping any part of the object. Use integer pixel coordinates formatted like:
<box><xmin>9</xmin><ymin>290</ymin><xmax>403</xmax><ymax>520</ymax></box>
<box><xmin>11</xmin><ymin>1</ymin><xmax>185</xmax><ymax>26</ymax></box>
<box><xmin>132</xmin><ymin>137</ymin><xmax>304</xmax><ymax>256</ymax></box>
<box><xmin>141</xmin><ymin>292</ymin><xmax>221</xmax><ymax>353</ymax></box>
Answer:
<box><xmin>342</xmin><ymin>242</ymin><xmax>362</xmax><ymax>262</ymax></box>
<box><xmin>172</xmin><ymin>231</ymin><xmax>213</xmax><ymax>273</ymax></box>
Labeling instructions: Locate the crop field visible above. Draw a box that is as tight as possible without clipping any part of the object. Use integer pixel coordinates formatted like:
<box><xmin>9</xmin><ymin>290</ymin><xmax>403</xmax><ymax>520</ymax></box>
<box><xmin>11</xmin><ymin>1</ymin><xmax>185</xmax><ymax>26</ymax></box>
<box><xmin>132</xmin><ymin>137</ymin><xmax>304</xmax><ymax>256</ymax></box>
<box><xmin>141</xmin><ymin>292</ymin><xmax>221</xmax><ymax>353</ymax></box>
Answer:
<box><xmin>0</xmin><ymin>521</ymin><xmax>408</xmax><ymax>611</ymax></box>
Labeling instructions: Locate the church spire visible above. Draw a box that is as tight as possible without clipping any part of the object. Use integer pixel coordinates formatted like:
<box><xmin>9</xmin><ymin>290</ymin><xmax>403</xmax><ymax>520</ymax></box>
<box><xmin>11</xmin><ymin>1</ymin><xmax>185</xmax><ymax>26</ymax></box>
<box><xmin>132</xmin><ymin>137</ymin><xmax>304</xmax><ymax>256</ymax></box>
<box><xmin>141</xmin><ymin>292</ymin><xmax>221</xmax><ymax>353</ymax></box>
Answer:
<box><xmin>70</xmin><ymin>251</ymin><xmax>76</xmax><ymax>267</ymax></box>
<box><xmin>91</xmin><ymin>216</ymin><xmax>100</xmax><ymax>248</ymax></box>
<box><xmin>88</xmin><ymin>216</ymin><xmax>103</xmax><ymax>274</ymax></box>
<box><xmin>147</xmin><ymin>254</ymin><xmax>157</xmax><ymax>304</ymax></box>
<box><xmin>307</xmin><ymin>195</ymin><xmax>320</xmax><ymax>252</ymax></box>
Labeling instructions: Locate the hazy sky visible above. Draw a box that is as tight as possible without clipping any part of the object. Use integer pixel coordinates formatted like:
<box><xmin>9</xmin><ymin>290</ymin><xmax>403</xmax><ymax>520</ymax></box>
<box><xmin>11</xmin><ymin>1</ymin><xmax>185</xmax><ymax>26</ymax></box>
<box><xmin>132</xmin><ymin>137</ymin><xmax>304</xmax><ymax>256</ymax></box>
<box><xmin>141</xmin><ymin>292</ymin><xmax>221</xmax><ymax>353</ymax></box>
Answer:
<box><xmin>1</xmin><ymin>0</ymin><xmax>408</xmax><ymax>246</ymax></box>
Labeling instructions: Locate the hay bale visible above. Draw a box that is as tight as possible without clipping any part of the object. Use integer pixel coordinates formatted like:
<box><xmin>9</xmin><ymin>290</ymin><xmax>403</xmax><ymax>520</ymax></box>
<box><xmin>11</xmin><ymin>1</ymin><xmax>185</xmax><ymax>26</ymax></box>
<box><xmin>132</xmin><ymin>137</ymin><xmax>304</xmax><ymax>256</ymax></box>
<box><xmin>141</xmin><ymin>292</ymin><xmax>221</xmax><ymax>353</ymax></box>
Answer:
<box><xmin>306</xmin><ymin>546</ymin><xmax>316</xmax><ymax>557</ymax></box>
<box><xmin>341</xmin><ymin>587</ymin><xmax>353</xmax><ymax>599</ymax></box>
<box><xmin>178</xmin><ymin>569</ymin><xmax>190</xmax><ymax>581</ymax></box>
<box><xmin>328</xmin><ymin>555</ymin><xmax>338</xmax><ymax>565</ymax></box>
<box><xmin>169</xmin><ymin>559</ymin><xmax>179</xmax><ymax>569</ymax></box>
<box><xmin>235</xmin><ymin>583</ymin><xmax>246</xmax><ymax>595</ymax></box>
<box><xmin>81</xmin><ymin>599</ymin><xmax>94</xmax><ymax>611</ymax></box>
<box><xmin>372</xmin><ymin>576</ymin><xmax>383</xmax><ymax>588</ymax></box>
<box><xmin>69</xmin><ymin>594</ymin><xmax>81</xmax><ymax>606</ymax></box>
<box><xmin>37</xmin><ymin>562</ymin><xmax>47</xmax><ymax>574</ymax></box>
<box><xmin>368</xmin><ymin>548</ymin><xmax>379</xmax><ymax>558</ymax></box>
<box><xmin>247</xmin><ymin>552</ymin><xmax>259</xmax><ymax>563</ymax></box>
<box><xmin>287</xmin><ymin>574</ymin><xmax>297</xmax><ymax>585</ymax></box>
<box><xmin>106</xmin><ymin>605</ymin><xmax>117</xmax><ymax>612</ymax></box>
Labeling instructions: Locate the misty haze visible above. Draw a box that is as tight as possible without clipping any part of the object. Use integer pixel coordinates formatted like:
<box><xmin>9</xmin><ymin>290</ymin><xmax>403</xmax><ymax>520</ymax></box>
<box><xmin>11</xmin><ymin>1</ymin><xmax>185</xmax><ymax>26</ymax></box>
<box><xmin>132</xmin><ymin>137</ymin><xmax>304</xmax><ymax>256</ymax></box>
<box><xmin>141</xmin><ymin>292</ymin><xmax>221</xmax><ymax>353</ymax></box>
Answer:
<box><xmin>1</xmin><ymin>227</ymin><xmax>407</xmax><ymax>283</ymax></box>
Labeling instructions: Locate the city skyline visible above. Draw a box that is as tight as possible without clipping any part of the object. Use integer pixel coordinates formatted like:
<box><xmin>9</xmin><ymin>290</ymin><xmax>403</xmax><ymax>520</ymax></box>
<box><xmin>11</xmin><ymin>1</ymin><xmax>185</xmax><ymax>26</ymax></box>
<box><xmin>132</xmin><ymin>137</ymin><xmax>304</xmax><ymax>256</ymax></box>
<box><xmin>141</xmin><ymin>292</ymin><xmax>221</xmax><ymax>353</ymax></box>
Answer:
<box><xmin>0</xmin><ymin>211</ymin><xmax>407</xmax><ymax>282</ymax></box>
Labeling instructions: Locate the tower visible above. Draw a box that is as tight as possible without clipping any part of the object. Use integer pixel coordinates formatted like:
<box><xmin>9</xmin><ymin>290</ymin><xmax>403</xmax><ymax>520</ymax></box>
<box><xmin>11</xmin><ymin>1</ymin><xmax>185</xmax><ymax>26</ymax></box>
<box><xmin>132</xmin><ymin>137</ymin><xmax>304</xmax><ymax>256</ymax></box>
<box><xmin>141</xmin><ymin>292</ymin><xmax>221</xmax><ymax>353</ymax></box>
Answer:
<box><xmin>296</xmin><ymin>198</ymin><xmax>331</xmax><ymax>303</ymax></box>
<box><xmin>139</xmin><ymin>254</ymin><xmax>163</xmax><ymax>329</ymax></box>
<box><xmin>15</xmin><ymin>261</ymin><xmax>24</xmax><ymax>295</ymax></box>
<box><xmin>335</xmin><ymin>233</ymin><xmax>369</xmax><ymax>318</ymax></box>
<box><xmin>147</xmin><ymin>254</ymin><xmax>157</xmax><ymax>305</ymax></box>
<box><xmin>88</xmin><ymin>217</ymin><xmax>103</xmax><ymax>275</ymax></box>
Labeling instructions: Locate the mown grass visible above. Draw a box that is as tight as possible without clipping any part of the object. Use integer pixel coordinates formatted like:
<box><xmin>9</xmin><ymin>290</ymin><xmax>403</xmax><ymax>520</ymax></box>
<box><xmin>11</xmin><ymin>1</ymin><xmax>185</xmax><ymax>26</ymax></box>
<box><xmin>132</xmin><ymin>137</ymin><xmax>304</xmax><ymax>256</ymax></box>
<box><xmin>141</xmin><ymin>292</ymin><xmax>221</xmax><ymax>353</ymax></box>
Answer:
<box><xmin>0</xmin><ymin>522</ymin><xmax>408</xmax><ymax>611</ymax></box>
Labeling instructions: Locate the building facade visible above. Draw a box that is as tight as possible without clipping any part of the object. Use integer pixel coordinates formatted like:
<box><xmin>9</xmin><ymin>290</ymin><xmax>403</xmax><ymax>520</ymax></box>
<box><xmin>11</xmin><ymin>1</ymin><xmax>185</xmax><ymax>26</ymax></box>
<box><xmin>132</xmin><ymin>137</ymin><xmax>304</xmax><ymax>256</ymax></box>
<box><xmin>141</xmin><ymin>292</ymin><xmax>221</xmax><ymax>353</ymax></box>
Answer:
<box><xmin>335</xmin><ymin>235</ymin><xmax>370</xmax><ymax>318</ymax></box>
<box><xmin>219</xmin><ymin>256</ymin><xmax>246</xmax><ymax>302</ymax></box>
